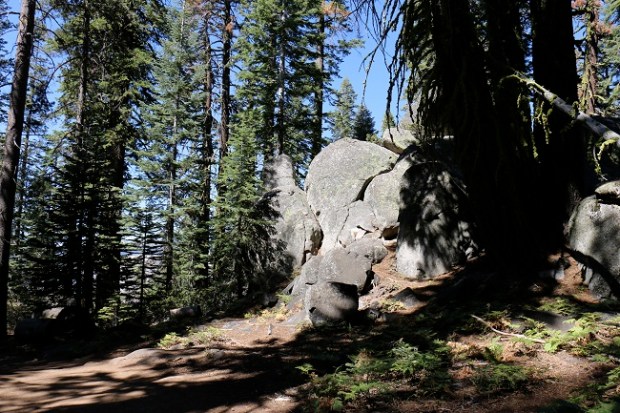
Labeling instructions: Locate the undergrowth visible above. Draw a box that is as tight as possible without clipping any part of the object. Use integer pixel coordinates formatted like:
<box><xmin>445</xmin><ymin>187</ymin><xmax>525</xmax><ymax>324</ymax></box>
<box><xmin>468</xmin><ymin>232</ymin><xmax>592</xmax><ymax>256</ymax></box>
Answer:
<box><xmin>157</xmin><ymin>326</ymin><xmax>223</xmax><ymax>349</ymax></box>
<box><xmin>298</xmin><ymin>338</ymin><xmax>451</xmax><ymax>412</ymax></box>
<box><xmin>296</xmin><ymin>290</ymin><xmax>620</xmax><ymax>412</ymax></box>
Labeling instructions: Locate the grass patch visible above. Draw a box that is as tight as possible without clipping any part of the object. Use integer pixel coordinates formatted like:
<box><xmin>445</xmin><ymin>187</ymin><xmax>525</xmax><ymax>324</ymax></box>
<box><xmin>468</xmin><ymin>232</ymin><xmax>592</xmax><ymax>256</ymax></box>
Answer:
<box><xmin>157</xmin><ymin>327</ymin><xmax>223</xmax><ymax>349</ymax></box>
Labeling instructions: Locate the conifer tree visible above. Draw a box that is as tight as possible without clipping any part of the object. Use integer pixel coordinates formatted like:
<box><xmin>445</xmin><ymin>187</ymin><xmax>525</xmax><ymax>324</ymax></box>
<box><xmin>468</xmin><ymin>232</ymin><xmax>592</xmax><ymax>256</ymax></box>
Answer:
<box><xmin>371</xmin><ymin>0</ymin><xmax>586</xmax><ymax>267</ymax></box>
<box><xmin>33</xmin><ymin>0</ymin><xmax>164</xmax><ymax>312</ymax></box>
<box><xmin>234</xmin><ymin>0</ymin><xmax>321</xmax><ymax>166</ymax></box>
<box><xmin>138</xmin><ymin>0</ymin><xmax>204</xmax><ymax>294</ymax></box>
<box><xmin>598</xmin><ymin>1</ymin><xmax>620</xmax><ymax>116</ymax></box>
<box><xmin>120</xmin><ymin>198</ymin><xmax>166</xmax><ymax>321</ymax></box>
<box><xmin>0</xmin><ymin>0</ymin><xmax>13</xmax><ymax>125</ymax></box>
<box><xmin>312</xmin><ymin>1</ymin><xmax>359</xmax><ymax>157</ymax></box>
<box><xmin>330</xmin><ymin>77</ymin><xmax>356</xmax><ymax>140</ymax></box>
<box><xmin>211</xmin><ymin>109</ymin><xmax>265</xmax><ymax>302</ymax></box>
<box><xmin>352</xmin><ymin>103</ymin><xmax>375</xmax><ymax>141</ymax></box>
<box><xmin>0</xmin><ymin>0</ymin><xmax>35</xmax><ymax>337</ymax></box>
<box><xmin>11</xmin><ymin>6</ymin><xmax>56</xmax><ymax>316</ymax></box>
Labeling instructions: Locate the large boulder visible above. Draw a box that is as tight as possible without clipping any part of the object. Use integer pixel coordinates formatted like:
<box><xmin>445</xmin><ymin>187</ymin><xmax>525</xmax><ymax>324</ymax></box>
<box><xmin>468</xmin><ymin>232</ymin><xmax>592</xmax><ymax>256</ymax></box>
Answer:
<box><xmin>290</xmin><ymin>254</ymin><xmax>323</xmax><ymax>298</ymax></box>
<box><xmin>346</xmin><ymin>238</ymin><xmax>388</xmax><ymax>264</ymax></box>
<box><xmin>305</xmin><ymin>138</ymin><xmax>397</xmax><ymax>252</ymax></box>
<box><xmin>396</xmin><ymin>161</ymin><xmax>476</xmax><ymax>279</ymax></box>
<box><xmin>264</xmin><ymin>155</ymin><xmax>322</xmax><ymax>268</ymax></box>
<box><xmin>335</xmin><ymin>200</ymin><xmax>377</xmax><ymax>247</ymax></box>
<box><xmin>316</xmin><ymin>248</ymin><xmax>374</xmax><ymax>293</ymax></box>
<box><xmin>15</xmin><ymin>319</ymin><xmax>56</xmax><ymax>344</ymax></box>
<box><xmin>304</xmin><ymin>282</ymin><xmax>359</xmax><ymax>326</ymax></box>
<box><xmin>568</xmin><ymin>185</ymin><xmax>620</xmax><ymax>299</ymax></box>
<box><xmin>364</xmin><ymin>154</ymin><xmax>415</xmax><ymax>239</ymax></box>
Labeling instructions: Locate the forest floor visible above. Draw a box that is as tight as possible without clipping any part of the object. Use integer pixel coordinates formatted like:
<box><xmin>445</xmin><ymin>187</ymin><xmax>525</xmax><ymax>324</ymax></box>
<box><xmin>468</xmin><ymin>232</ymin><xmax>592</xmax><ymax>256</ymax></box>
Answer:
<box><xmin>2</xmin><ymin>252</ymin><xmax>620</xmax><ymax>413</ymax></box>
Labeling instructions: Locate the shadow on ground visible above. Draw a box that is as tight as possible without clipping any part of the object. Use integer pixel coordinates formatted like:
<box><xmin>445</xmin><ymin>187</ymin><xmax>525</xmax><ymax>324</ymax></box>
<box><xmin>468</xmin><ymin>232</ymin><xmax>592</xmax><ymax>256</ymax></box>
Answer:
<box><xmin>2</xmin><ymin>258</ymin><xmax>620</xmax><ymax>412</ymax></box>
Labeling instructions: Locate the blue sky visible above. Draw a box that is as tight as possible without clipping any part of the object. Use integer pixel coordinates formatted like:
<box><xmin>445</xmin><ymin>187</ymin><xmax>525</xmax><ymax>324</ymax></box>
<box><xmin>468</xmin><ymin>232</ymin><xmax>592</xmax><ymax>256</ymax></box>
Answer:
<box><xmin>330</xmin><ymin>29</ymin><xmax>400</xmax><ymax>136</ymax></box>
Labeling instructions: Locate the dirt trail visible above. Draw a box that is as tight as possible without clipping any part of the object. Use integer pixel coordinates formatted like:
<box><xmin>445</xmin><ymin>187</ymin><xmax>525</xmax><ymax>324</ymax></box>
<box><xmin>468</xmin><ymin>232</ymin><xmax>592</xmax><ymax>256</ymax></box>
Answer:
<box><xmin>0</xmin><ymin>253</ymin><xmax>615</xmax><ymax>413</ymax></box>
<box><xmin>0</xmin><ymin>319</ymin><xmax>307</xmax><ymax>413</ymax></box>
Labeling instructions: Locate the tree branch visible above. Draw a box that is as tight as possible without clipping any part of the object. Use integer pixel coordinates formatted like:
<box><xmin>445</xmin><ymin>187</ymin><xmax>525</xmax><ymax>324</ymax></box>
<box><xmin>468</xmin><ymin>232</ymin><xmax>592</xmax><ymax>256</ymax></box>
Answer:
<box><xmin>513</xmin><ymin>74</ymin><xmax>620</xmax><ymax>145</ymax></box>
<box><xmin>471</xmin><ymin>314</ymin><xmax>546</xmax><ymax>344</ymax></box>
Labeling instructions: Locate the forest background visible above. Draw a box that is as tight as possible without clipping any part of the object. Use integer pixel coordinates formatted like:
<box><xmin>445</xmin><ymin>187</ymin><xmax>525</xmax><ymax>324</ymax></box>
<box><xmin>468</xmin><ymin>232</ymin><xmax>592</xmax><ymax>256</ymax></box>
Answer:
<box><xmin>0</xmin><ymin>0</ymin><xmax>618</xmax><ymax>338</ymax></box>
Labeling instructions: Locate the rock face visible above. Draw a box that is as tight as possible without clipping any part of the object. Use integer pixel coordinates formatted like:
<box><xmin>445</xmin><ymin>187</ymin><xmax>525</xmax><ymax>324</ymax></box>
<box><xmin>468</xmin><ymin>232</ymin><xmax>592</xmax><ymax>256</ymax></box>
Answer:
<box><xmin>317</xmin><ymin>248</ymin><xmax>373</xmax><ymax>293</ymax></box>
<box><xmin>346</xmin><ymin>238</ymin><xmax>388</xmax><ymax>264</ymax></box>
<box><xmin>364</xmin><ymin>154</ymin><xmax>415</xmax><ymax>239</ymax></box>
<box><xmin>265</xmin><ymin>154</ymin><xmax>322</xmax><ymax>268</ymax></box>
<box><xmin>568</xmin><ymin>184</ymin><xmax>620</xmax><ymax>299</ymax></box>
<box><xmin>396</xmin><ymin>160</ymin><xmax>476</xmax><ymax>279</ymax></box>
<box><xmin>290</xmin><ymin>248</ymin><xmax>373</xmax><ymax>298</ymax></box>
<box><xmin>305</xmin><ymin>138</ymin><xmax>397</xmax><ymax>252</ymax></box>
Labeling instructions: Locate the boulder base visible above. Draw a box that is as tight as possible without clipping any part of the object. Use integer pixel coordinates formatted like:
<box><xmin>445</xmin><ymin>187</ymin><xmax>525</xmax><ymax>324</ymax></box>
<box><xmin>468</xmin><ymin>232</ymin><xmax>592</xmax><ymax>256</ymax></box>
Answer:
<box><xmin>305</xmin><ymin>282</ymin><xmax>359</xmax><ymax>326</ymax></box>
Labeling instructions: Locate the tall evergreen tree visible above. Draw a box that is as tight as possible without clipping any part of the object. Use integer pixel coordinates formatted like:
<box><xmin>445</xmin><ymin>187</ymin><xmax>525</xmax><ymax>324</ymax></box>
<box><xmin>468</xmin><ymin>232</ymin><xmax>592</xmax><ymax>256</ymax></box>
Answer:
<box><xmin>598</xmin><ymin>1</ymin><xmax>620</xmax><ymax>116</ymax></box>
<box><xmin>10</xmin><ymin>5</ymin><xmax>56</xmax><ymax>318</ymax></box>
<box><xmin>33</xmin><ymin>0</ymin><xmax>164</xmax><ymax>312</ymax></box>
<box><xmin>311</xmin><ymin>1</ymin><xmax>359</xmax><ymax>157</ymax></box>
<box><xmin>234</xmin><ymin>0</ymin><xmax>323</xmax><ymax>168</ymax></box>
<box><xmin>0</xmin><ymin>0</ymin><xmax>36</xmax><ymax>338</ymax></box>
<box><xmin>211</xmin><ymin>108</ymin><xmax>265</xmax><ymax>302</ymax></box>
<box><xmin>371</xmin><ymin>0</ymin><xmax>587</xmax><ymax>269</ymax></box>
<box><xmin>330</xmin><ymin>77</ymin><xmax>356</xmax><ymax>140</ymax></box>
<box><xmin>352</xmin><ymin>103</ymin><xmax>375</xmax><ymax>141</ymax></box>
<box><xmin>135</xmin><ymin>0</ymin><xmax>208</xmax><ymax>303</ymax></box>
<box><xmin>0</xmin><ymin>0</ymin><xmax>13</xmax><ymax>125</ymax></box>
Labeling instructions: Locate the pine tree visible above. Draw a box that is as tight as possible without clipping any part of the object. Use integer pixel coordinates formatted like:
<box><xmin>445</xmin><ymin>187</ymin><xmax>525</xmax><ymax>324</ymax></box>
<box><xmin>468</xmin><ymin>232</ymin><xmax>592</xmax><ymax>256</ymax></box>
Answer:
<box><xmin>32</xmin><ymin>0</ymin><xmax>164</xmax><ymax>312</ymax></box>
<box><xmin>0</xmin><ymin>0</ymin><xmax>13</xmax><ymax>126</ymax></box>
<box><xmin>311</xmin><ymin>1</ymin><xmax>360</xmax><ymax>157</ymax></box>
<box><xmin>373</xmin><ymin>0</ymin><xmax>586</xmax><ymax>267</ymax></box>
<box><xmin>352</xmin><ymin>103</ymin><xmax>375</xmax><ymax>141</ymax></box>
<box><xmin>120</xmin><ymin>198</ymin><xmax>166</xmax><ymax>322</ymax></box>
<box><xmin>10</xmin><ymin>5</ymin><xmax>56</xmax><ymax>320</ymax></box>
<box><xmin>598</xmin><ymin>1</ymin><xmax>620</xmax><ymax>116</ymax></box>
<box><xmin>330</xmin><ymin>77</ymin><xmax>356</xmax><ymax>140</ymax></box>
<box><xmin>138</xmin><ymin>0</ymin><xmax>204</xmax><ymax>294</ymax></box>
<box><xmin>0</xmin><ymin>0</ymin><xmax>36</xmax><ymax>338</ymax></box>
<box><xmin>211</xmin><ymin>108</ymin><xmax>264</xmax><ymax>302</ymax></box>
<box><xmin>235</xmin><ymin>0</ymin><xmax>339</xmax><ymax>169</ymax></box>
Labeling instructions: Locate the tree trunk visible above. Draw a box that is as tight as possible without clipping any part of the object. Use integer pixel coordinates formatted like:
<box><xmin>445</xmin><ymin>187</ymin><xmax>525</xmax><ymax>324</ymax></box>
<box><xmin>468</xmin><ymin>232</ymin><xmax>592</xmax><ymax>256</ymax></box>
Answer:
<box><xmin>579</xmin><ymin>0</ymin><xmax>600</xmax><ymax>114</ymax></box>
<box><xmin>200</xmin><ymin>11</ymin><xmax>215</xmax><ymax>285</ymax></box>
<box><xmin>312</xmin><ymin>6</ymin><xmax>325</xmax><ymax>159</ymax></box>
<box><xmin>0</xmin><ymin>0</ymin><xmax>36</xmax><ymax>338</ymax></box>
<box><xmin>531</xmin><ymin>0</ymin><xmax>585</xmax><ymax>250</ymax></box>
<box><xmin>431</xmin><ymin>0</ymin><xmax>514</xmax><ymax>263</ymax></box>
<box><xmin>276</xmin><ymin>5</ymin><xmax>286</xmax><ymax>155</ymax></box>
<box><xmin>165</xmin><ymin>123</ymin><xmax>178</xmax><ymax>293</ymax></box>
<box><xmin>73</xmin><ymin>0</ymin><xmax>91</xmax><ymax>309</ymax></box>
<box><xmin>220</xmin><ymin>0</ymin><xmax>232</xmax><ymax>160</ymax></box>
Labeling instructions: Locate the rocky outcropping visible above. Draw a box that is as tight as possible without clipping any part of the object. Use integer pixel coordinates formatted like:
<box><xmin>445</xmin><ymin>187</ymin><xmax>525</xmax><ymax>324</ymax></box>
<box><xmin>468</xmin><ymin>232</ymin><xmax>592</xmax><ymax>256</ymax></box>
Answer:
<box><xmin>276</xmin><ymin>136</ymin><xmax>478</xmax><ymax>326</ymax></box>
<box><xmin>305</xmin><ymin>138</ymin><xmax>397</xmax><ymax>252</ymax></box>
<box><xmin>568</xmin><ymin>181</ymin><xmax>620</xmax><ymax>299</ymax></box>
<box><xmin>265</xmin><ymin>155</ymin><xmax>322</xmax><ymax>268</ymax></box>
<box><xmin>304</xmin><ymin>282</ymin><xmax>359</xmax><ymax>327</ymax></box>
